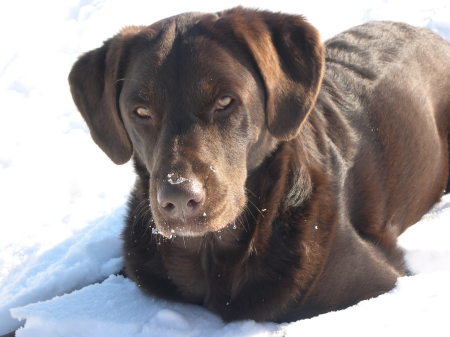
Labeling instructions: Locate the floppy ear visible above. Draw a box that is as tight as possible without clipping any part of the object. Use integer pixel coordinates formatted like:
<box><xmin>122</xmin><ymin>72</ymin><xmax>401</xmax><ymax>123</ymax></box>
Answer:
<box><xmin>68</xmin><ymin>35</ymin><xmax>134</xmax><ymax>164</ymax></box>
<box><xmin>219</xmin><ymin>8</ymin><xmax>325</xmax><ymax>140</ymax></box>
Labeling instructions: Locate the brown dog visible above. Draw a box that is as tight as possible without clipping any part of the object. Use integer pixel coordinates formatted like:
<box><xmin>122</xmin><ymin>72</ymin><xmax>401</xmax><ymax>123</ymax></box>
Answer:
<box><xmin>69</xmin><ymin>8</ymin><xmax>450</xmax><ymax>322</ymax></box>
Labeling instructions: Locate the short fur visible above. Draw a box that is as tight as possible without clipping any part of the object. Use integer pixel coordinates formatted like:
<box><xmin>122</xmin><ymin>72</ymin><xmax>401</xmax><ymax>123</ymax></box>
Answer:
<box><xmin>69</xmin><ymin>8</ymin><xmax>450</xmax><ymax>322</ymax></box>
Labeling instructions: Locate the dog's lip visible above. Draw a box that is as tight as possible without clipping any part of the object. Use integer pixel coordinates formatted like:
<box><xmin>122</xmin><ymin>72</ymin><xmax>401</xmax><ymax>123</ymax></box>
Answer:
<box><xmin>152</xmin><ymin>214</ymin><xmax>232</xmax><ymax>238</ymax></box>
<box><xmin>154</xmin><ymin>223</ymin><xmax>209</xmax><ymax>238</ymax></box>
<box><xmin>151</xmin><ymin>215</ymin><xmax>206</xmax><ymax>237</ymax></box>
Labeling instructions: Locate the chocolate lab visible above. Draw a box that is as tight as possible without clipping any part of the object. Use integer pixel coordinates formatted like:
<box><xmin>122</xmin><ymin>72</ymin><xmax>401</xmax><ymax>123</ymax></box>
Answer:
<box><xmin>69</xmin><ymin>8</ymin><xmax>450</xmax><ymax>322</ymax></box>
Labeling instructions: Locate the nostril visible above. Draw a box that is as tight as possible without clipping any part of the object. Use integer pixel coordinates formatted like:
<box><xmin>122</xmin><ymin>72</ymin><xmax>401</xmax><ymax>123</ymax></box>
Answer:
<box><xmin>157</xmin><ymin>177</ymin><xmax>205</xmax><ymax>219</ymax></box>
<box><xmin>163</xmin><ymin>202</ymin><xmax>175</xmax><ymax>212</ymax></box>
<box><xmin>187</xmin><ymin>198</ymin><xmax>201</xmax><ymax>209</ymax></box>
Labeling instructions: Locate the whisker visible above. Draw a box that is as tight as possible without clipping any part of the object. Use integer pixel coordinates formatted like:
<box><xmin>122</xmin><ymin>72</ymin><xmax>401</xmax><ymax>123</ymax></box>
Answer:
<box><xmin>245</xmin><ymin>187</ymin><xmax>257</xmax><ymax>198</ymax></box>
<box><xmin>237</xmin><ymin>210</ymin><xmax>251</xmax><ymax>233</ymax></box>
<box><xmin>130</xmin><ymin>198</ymin><xmax>155</xmax><ymax>243</ymax></box>
<box><xmin>246</xmin><ymin>198</ymin><xmax>264</xmax><ymax>218</ymax></box>
<box><xmin>244</xmin><ymin>204</ymin><xmax>258</xmax><ymax>224</ymax></box>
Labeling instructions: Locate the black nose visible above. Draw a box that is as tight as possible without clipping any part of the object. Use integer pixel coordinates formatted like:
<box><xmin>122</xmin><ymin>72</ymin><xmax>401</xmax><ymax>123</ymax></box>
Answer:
<box><xmin>157</xmin><ymin>176</ymin><xmax>205</xmax><ymax>221</ymax></box>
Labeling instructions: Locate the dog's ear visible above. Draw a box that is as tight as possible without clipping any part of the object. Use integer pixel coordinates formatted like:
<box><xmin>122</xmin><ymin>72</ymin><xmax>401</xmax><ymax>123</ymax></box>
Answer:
<box><xmin>68</xmin><ymin>33</ymin><xmax>136</xmax><ymax>164</ymax></box>
<box><xmin>218</xmin><ymin>8</ymin><xmax>325</xmax><ymax>140</ymax></box>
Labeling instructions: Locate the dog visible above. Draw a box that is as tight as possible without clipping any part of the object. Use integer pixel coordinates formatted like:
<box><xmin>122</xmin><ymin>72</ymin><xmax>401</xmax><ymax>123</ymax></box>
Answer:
<box><xmin>69</xmin><ymin>7</ymin><xmax>450</xmax><ymax>322</ymax></box>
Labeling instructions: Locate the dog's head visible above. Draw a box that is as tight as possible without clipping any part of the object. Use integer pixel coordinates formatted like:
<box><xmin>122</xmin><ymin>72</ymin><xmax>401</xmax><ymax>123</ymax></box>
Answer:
<box><xmin>69</xmin><ymin>8</ymin><xmax>324</xmax><ymax>237</ymax></box>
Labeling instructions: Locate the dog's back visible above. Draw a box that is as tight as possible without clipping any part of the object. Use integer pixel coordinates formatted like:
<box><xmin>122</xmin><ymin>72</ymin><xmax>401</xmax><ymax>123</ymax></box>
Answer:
<box><xmin>288</xmin><ymin>23</ymin><xmax>450</xmax><ymax>319</ymax></box>
<box><xmin>323</xmin><ymin>21</ymin><xmax>450</xmax><ymax>244</ymax></box>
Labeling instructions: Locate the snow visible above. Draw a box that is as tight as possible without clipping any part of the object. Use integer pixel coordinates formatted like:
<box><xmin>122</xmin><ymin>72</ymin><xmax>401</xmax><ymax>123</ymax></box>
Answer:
<box><xmin>167</xmin><ymin>173</ymin><xmax>191</xmax><ymax>185</ymax></box>
<box><xmin>0</xmin><ymin>0</ymin><xmax>449</xmax><ymax>336</ymax></box>
<box><xmin>0</xmin><ymin>208</ymin><xmax>126</xmax><ymax>333</ymax></box>
<box><xmin>9</xmin><ymin>275</ymin><xmax>281</xmax><ymax>337</ymax></box>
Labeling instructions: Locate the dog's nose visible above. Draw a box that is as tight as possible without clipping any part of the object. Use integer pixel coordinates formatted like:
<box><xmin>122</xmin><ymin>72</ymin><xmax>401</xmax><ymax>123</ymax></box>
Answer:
<box><xmin>157</xmin><ymin>177</ymin><xmax>205</xmax><ymax>221</ymax></box>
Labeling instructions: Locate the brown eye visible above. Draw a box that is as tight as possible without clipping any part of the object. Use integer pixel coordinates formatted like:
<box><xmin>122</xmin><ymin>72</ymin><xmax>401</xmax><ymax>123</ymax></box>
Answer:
<box><xmin>134</xmin><ymin>107</ymin><xmax>152</xmax><ymax>119</ymax></box>
<box><xmin>216</xmin><ymin>96</ymin><xmax>233</xmax><ymax>109</ymax></box>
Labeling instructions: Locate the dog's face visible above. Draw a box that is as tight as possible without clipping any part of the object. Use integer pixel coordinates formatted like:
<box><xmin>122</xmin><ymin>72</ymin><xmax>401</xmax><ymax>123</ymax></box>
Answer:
<box><xmin>69</xmin><ymin>8</ymin><xmax>324</xmax><ymax>237</ymax></box>
<box><xmin>119</xmin><ymin>32</ymin><xmax>268</xmax><ymax>236</ymax></box>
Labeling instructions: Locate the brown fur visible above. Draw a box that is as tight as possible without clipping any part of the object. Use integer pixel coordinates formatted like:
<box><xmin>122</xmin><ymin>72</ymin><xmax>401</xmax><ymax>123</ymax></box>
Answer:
<box><xmin>69</xmin><ymin>8</ymin><xmax>450</xmax><ymax>322</ymax></box>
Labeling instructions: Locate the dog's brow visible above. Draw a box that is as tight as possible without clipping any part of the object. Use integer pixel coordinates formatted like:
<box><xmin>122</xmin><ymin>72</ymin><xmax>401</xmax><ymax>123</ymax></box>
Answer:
<box><xmin>115</xmin><ymin>78</ymin><xmax>154</xmax><ymax>102</ymax></box>
<box><xmin>136</xmin><ymin>88</ymin><xmax>150</xmax><ymax>101</ymax></box>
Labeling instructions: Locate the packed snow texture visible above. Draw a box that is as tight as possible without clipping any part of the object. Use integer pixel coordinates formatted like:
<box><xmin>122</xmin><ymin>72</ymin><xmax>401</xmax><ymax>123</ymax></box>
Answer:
<box><xmin>0</xmin><ymin>0</ymin><xmax>449</xmax><ymax>336</ymax></box>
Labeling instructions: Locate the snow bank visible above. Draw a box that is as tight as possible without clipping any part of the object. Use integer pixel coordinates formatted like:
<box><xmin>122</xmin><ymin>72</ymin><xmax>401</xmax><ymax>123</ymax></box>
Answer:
<box><xmin>284</xmin><ymin>272</ymin><xmax>450</xmax><ymax>337</ymax></box>
<box><xmin>0</xmin><ymin>208</ymin><xmax>126</xmax><ymax>334</ymax></box>
<box><xmin>11</xmin><ymin>275</ymin><xmax>280</xmax><ymax>337</ymax></box>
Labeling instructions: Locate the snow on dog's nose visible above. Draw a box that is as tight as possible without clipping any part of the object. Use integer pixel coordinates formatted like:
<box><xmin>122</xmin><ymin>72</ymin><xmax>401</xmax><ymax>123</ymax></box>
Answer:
<box><xmin>157</xmin><ymin>174</ymin><xmax>205</xmax><ymax>222</ymax></box>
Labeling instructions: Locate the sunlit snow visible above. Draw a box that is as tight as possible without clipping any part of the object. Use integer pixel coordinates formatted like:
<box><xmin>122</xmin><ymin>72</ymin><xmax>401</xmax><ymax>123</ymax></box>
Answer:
<box><xmin>0</xmin><ymin>0</ymin><xmax>449</xmax><ymax>336</ymax></box>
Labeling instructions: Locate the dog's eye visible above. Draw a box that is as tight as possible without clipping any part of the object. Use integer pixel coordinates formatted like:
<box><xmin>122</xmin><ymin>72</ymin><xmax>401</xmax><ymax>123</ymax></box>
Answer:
<box><xmin>216</xmin><ymin>96</ymin><xmax>233</xmax><ymax>110</ymax></box>
<box><xmin>134</xmin><ymin>107</ymin><xmax>152</xmax><ymax>119</ymax></box>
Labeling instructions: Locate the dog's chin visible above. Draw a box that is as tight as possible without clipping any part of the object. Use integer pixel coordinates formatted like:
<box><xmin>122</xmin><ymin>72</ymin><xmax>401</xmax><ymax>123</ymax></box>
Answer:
<box><xmin>156</xmin><ymin>226</ymin><xmax>208</xmax><ymax>238</ymax></box>
<box><xmin>153</xmin><ymin>212</ymin><xmax>241</xmax><ymax>238</ymax></box>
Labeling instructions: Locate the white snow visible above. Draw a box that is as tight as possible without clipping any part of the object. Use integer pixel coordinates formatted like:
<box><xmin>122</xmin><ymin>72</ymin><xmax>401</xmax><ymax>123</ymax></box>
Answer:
<box><xmin>168</xmin><ymin>175</ymin><xmax>191</xmax><ymax>185</ymax></box>
<box><xmin>0</xmin><ymin>0</ymin><xmax>449</xmax><ymax>336</ymax></box>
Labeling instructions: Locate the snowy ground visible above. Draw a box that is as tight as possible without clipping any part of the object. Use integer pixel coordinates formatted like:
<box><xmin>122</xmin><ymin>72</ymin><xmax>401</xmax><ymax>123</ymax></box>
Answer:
<box><xmin>0</xmin><ymin>0</ymin><xmax>449</xmax><ymax>336</ymax></box>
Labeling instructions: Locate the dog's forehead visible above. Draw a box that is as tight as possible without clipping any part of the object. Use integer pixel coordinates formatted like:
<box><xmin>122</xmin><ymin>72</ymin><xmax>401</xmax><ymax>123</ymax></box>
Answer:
<box><xmin>126</xmin><ymin>13</ymin><xmax>219</xmax><ymax>65</ymax></box>
<box><xmin>122</xmin><ymin>15</ymin><xmax>254</xmax><ymax>103</ymax></box>
<box><xmin>164</xmin><ymin>11</ymin><xmax>220</xmax><ymax>33</ymax></box>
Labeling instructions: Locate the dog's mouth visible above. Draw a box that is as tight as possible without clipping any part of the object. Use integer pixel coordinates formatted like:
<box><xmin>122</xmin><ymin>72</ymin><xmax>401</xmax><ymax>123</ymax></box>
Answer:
<box><xmin>150</xmin><ymin>191</ymin><xmax>246</xmax><ymax>238</ymax></box>
<box><xmin>152</xmin><ymin>207</ymin><xmax>244</xmax><ymax>238</ymax></box>
<box><xmin>152</xmin><ymin>215</ymin><xmax>209</xmax><ymax>238</ymax></box>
